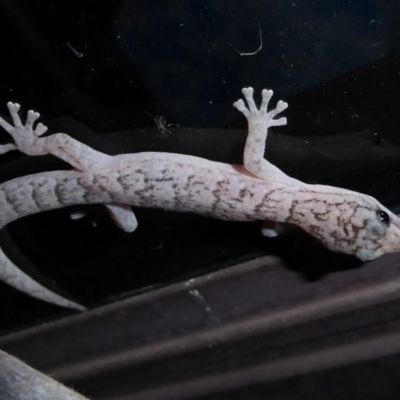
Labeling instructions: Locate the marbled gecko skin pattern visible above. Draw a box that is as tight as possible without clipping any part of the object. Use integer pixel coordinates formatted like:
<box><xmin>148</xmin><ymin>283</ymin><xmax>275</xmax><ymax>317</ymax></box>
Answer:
<box><xmin>1</xmin><ymin>87</ymin><xmax>400</xmax><ymax>310</ymax></box>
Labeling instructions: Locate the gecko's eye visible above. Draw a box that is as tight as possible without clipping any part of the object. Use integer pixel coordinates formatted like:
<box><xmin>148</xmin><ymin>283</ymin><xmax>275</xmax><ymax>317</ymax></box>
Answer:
<box><xmin>377</xmin><ymin>210</ymin><xmax>390</xmax><ymax>225</ymax></box>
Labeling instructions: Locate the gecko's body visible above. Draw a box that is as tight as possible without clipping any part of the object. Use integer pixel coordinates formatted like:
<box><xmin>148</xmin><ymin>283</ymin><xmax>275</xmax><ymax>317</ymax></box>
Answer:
<box><xmin>1</xmin><ymin>87</ymin><xmax>400</xmax><ymax>310</ymax></box>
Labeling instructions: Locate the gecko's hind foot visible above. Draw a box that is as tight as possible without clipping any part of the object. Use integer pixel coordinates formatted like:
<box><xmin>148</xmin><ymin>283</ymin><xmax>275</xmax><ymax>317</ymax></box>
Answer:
<box><xmin>34</xmin><ymin>122</ymin><xmax>48</xmax><ymax>137</ymax></box>
<box><xmin>26</xmin><ymin>110</ymin><xmax>48</xmax><ymax>137</ymax></box>
<box><xmin>233</xmin><ymin>87</ymin><xmax>288</xmax><ymax>128</ymax></box>
<box><xmin>0</xmin><ymin>143</ymin><xmax>17</xmax><ymax>154</ymax></box>
<box><xmin>7</xmin><ymin>101</ymin><xmax>20</xmax><ymax>114</ymax></box>
<box><xmin>0</xmin><ymin>102</ymin><xmax>48</xmax><ymax>156</ymax></box>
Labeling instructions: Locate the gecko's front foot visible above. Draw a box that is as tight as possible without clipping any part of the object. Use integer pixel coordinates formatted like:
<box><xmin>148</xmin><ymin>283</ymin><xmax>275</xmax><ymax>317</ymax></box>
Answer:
<box><xmin>233</xmin><ymin>87</ymin><xmax>288</xmax><ymax>128</ymax></box>
<box><xmin>0</xmin><ymin>103</ymin><xmax>48</xmax><ymax>156</ymax></box>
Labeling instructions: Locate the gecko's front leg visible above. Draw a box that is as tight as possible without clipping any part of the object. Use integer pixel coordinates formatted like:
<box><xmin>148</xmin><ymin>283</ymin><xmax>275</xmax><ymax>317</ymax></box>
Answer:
<box><xmin>234</xmin><ymin>88</ymin><xmax>301</xmax><ymax>237</ymax></box>
<box><xmin>233</xmin><ymin>87</ymin><xmax>300</xmax><ymax>185</ymax></box>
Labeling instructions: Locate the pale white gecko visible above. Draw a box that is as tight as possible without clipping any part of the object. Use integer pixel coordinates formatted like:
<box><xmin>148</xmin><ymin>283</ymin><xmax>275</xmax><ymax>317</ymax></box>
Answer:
<box><xmin>0</xmin><ymin>87</ymin><xmax>400</xmax><ymax>311</ymax></box>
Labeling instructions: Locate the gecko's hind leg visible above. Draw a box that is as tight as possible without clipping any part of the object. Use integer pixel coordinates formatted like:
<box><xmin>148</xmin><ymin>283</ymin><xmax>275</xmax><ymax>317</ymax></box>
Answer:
<box><xmin>233</xmin><ymin>88</ymin><xmax>297</xmax><ymax>184</ymax></box>
<box><xmin>0</xmin><ymin>103</ymin><xmax>138</xmax><ymax>231</ymax></box>
<box><xmin>0</xmin><ymin>103</ymin><xmax>138</xmax><ymax>309</ymax></box>
<box><xmin>0</xmin><ymin>103</ymin><xmax>115</xmax><ymax>171</ymax></box>
<box><xmin>105</xmin><ymin>204</ymin><xmax>138</xmax><ymax>232</ymax></box>
<box><xmin>0</xmin><ymin>143</ymin><xmax>17</xmax><ymax>154</ymax></box>
<box><xmin>70</xmin><ymin>204</ymin><xmax>138</xmax><ymax>232</ymax></box>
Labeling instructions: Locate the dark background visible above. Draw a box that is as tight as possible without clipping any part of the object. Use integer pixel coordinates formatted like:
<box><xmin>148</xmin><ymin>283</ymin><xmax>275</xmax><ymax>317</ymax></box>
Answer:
<box><xmin>1</xmin><ymin>0</ymin><xmax>400</xmax><ymax>131</ymax></box>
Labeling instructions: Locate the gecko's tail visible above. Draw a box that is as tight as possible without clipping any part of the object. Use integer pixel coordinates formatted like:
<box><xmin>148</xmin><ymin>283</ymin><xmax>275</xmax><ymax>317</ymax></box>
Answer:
<box><xmin>0</xmin><ymin>246</ymin><xmax>86</xmax><ymax>310</ymax></box>
<box><xmin>0</xmin><ymin>169</ymin><xmax>106</xmax><ymax>311</ymax></box>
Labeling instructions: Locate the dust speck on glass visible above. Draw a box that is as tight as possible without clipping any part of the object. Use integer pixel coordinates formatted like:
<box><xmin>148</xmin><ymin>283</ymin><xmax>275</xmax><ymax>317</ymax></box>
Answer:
<box><xmin>0</xmin><ymin>0</ymin><xmax>400</xmax><ymax>329</ymax></box>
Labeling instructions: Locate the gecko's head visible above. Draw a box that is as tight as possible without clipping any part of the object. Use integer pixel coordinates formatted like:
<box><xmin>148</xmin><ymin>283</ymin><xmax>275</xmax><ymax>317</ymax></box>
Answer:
<box><xmin>349</xmin><ymin>202</ymin><xmax>400</xmax><ymax>261</ymax></box>
<box><xmin>295</xmin><ymin>189</ymin><xmax>400</xmax><ymax>261</ymax></box>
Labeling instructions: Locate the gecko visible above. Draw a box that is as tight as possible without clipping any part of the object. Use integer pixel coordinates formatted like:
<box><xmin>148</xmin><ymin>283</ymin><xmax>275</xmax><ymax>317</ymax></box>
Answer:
<box><xmin>0</xmin><ymin>87</ymin><xmax>400</xmax><ymax>311</ymax></box>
